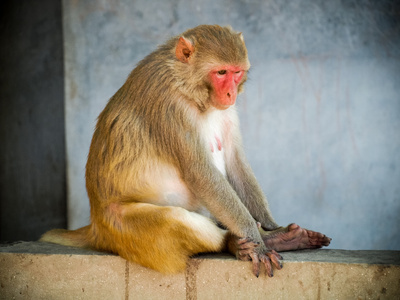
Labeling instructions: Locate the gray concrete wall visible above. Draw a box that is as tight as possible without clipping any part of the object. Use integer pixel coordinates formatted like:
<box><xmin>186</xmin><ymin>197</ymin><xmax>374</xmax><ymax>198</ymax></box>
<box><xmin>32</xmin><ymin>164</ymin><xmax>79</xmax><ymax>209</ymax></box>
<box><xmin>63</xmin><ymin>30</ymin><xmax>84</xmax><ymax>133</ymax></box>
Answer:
<box><xmin>63</xmin><ymin>0</ymin><xmax>400</xmax><ymax>250</ymax></box>
<box><xmin>0</xmin><ymin>1</ymin><xmax>66</xmax><ymax>241</ymax></box>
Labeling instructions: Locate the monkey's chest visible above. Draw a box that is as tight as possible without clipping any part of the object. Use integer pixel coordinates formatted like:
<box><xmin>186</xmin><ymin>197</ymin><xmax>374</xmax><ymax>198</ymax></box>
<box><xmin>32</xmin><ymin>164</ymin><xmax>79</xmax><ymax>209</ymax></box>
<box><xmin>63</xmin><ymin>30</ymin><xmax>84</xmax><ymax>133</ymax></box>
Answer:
<box><xmin>200</xmin><ymin>110</ymin><xmax>227</xmax><ymax>176</ymax></box>
<box><xmin>207</xmin><ymin>134</ymin><xmax>226</xmax><ymax>176</ymax></box>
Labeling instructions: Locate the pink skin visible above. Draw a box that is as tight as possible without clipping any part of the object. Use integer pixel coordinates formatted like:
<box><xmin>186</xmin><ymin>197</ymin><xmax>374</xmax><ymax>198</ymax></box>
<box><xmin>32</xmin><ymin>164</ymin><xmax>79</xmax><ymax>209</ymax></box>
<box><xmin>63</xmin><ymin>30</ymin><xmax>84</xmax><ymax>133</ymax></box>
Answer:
<box><xmin>260</xmin><ymin>223</ymin><xmax>332</xmax><ymax>252</ymax></box>
<box><xmin>215</xmin><ymin>135</ymin><xmax>222</xmax><ymax>151</ymax></box>
<box><xmin>210</xmin><ymin>135</ymin><xmax>223</xmax><ymax>152</ymax></box>
<box><xmin>209</xmin><ymin>66</ymin><xmax>244</xmax><ymax>109</ymax></box>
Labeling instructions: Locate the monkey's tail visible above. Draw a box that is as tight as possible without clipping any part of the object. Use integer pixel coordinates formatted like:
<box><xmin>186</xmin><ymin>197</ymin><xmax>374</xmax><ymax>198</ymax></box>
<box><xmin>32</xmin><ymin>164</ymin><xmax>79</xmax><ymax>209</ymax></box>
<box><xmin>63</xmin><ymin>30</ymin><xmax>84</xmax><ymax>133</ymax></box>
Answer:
<box><xmin>39</xmin><ymin>225</ymin><xmax>92</xmax><ymax>249</ymax></box>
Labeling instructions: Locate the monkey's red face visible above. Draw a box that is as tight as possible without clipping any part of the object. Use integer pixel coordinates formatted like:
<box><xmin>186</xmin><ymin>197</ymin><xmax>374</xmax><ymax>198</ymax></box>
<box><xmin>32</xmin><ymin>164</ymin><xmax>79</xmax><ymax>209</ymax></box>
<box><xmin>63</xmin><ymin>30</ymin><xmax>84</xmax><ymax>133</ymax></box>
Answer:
<box><xmin>209</xmin><ymin>66</ymin><xmax>245</xmax><ymax>110</ymax></box>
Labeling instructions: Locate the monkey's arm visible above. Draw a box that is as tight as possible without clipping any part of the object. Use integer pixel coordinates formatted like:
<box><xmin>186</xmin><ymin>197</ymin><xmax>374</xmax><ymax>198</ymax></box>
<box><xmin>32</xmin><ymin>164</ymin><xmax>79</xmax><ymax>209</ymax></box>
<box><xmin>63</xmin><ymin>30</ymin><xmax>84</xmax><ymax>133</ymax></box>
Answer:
<box><xmin>225</xmin><ymin>141</ymin><xmax>280</xmax><ymax>231</ymax></box>
<box><xmin>175</xmin><ymin>142</ymin><xmax>281</xmax><ymax>277</ymax></box>
<box><xmin>175</xmin><ymin>135</ymin><xmax>262</xmax><ymax>242</ymax></box>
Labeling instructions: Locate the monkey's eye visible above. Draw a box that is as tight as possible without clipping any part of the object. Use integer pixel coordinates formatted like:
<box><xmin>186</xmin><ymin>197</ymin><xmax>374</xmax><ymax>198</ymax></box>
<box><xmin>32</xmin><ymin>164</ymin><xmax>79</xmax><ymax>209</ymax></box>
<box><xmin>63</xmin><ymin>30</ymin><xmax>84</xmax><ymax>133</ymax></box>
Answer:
<box><xmin>217</xmin><ymin>70</ymin><xmax>227</xmax><ymax>75</ymax></box>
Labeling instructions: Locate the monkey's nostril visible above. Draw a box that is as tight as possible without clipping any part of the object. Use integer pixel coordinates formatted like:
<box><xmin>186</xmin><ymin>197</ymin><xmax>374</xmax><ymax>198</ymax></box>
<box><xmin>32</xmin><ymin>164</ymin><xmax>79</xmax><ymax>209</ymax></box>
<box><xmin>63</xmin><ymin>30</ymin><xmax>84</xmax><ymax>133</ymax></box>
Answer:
<box><xmin>227</xmin><ymin>93</ymin><xmax>230</xmax><ymax>97</ymax></box>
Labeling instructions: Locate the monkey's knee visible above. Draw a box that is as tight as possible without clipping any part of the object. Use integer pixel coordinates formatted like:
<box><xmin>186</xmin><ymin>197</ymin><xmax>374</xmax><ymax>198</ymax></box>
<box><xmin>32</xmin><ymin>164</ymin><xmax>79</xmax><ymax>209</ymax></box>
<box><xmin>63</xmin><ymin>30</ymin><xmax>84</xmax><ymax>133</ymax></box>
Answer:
<box><xmin>165</xmin><ymin>207</ymin><xmax>227</xmax><ymax>252</ymax></box>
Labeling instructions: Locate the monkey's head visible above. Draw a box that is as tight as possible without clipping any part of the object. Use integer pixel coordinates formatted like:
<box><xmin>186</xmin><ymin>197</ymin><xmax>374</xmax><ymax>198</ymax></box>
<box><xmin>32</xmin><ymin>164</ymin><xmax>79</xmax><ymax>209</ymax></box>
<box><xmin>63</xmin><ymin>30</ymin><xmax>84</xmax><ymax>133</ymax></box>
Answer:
<box><xmin>174</xmin><ymin>25</ymin><xmax>251</xmax><ymax>111</ymax></box>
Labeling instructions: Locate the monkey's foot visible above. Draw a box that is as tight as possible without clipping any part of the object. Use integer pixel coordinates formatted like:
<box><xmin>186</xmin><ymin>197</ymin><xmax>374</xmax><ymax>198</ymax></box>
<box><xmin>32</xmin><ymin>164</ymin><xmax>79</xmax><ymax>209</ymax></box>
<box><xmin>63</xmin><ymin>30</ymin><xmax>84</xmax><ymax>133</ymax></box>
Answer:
<box><xmin>262</xmin><ymin>223</ymin><xmax>331</xmax><ymax>252</ymax></box>
<box><xmin>227</xmin><ymin>236</ymin><xmax>283</xmax><ymax>277</ymax></box>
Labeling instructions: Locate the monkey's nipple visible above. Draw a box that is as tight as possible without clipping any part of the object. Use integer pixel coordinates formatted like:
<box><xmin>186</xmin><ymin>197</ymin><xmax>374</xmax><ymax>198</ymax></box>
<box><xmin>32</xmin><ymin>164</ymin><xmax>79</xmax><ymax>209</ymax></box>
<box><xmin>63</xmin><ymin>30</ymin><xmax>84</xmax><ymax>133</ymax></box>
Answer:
<box><xmin>215</xmin><ymin>136</ymin><xmax>222</xmax><ymax>151</ymax></box>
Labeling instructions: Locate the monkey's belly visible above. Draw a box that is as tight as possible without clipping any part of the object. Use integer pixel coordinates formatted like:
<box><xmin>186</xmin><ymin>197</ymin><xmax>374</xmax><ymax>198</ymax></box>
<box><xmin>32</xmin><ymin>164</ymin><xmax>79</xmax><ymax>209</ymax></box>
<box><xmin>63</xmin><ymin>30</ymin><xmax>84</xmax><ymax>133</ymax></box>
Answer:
<box><xmin>151</xmin><ymin>143</ymin><xmax>227</xmax><ymax>219</ymax></box>
<box><xmin>149</xmin><ymin>163</ymin><xmax>213</xmax><ymax>218</ymax></box>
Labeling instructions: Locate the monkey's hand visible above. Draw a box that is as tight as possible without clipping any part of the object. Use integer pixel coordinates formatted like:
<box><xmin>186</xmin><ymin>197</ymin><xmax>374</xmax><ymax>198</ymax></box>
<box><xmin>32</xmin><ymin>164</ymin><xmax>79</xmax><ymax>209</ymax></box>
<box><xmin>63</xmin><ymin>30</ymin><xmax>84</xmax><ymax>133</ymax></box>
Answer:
<box><xmin>250</xmin><ymin>244</ymin><xmax>283</xmax><ymax>278</ymax></box>
<box><xmin>228</xmin><ymin>235</ymin><xmax>283</xmax><ymax>278</ymax></box>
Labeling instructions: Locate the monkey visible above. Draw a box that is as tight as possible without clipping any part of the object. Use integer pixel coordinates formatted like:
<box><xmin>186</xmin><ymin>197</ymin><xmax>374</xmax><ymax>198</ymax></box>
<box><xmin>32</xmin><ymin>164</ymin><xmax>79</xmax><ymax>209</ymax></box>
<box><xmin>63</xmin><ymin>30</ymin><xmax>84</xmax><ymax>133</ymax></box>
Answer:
<box><xmin>41</xmin><ymin>25</ymin><xmax>331</xmax><ymax>277</ymax></box>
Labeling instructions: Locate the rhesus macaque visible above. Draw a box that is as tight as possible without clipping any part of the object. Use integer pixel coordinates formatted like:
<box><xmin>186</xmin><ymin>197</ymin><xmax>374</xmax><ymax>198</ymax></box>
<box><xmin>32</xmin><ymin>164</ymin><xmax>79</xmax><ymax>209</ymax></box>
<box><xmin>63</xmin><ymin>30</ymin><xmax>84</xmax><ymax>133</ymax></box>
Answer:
<box><xmin>41</xmin><ymin>25</ymin><xmax>331</xmax><ymax>277</ymax></box>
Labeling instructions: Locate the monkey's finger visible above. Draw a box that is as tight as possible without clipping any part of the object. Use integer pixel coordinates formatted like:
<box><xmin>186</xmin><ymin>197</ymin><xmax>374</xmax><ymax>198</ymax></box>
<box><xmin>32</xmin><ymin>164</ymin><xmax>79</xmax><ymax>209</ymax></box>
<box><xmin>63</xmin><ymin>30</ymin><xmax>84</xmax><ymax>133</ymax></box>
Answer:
<box><xmin>238</xmin><ymin>253</ymin><xmax>251</xmax><ymax>261</ymax></box>
<box><xmin>236</xmin><ymin>241</ymin><xmax>255</xmax><ymax>260</ymax></box>
<box><xmin>238</xmin><ymin>242</ymin><xmax>260</xmax><ymax>259</ymax></box>
<box><xmin>236</xmin><ymin>237</ymin><xmax>260</xmax><ymax>251</ymax></box>
<box><xmin>238</xmin><ymin>241</ymin><xmax>260</xmax><ymax>251</ymax></box>
<box><xmin>249</xmin><ymin>253</ymin><xmax>260</xmax><ymax>278</ymax></box>
<box><xmin>237</xmin><ymin>238</ymin><xmax>249</xmax><ymax>245</ymax></box>
<box><xmin>238</xmin><ymin>246</ymin><xmax>259</xmax><ymax>258</ymax></box>
<box><xmin>271</xmin><ymin>249</ymin><xmax>283</xmax><ymax>260</ymax></box>
<box><xmin>260</xmin><ymin>255</ymin><xmax>273</xmax><ymax>277</ymax></box>
<box><xmin>322</xmin><ymin>236</ymin><xmax>332</xmax><ymax>246</ymax></box>
<box><xmin>267</xmin><ymin>251</ymin><xmax>283</xmax><ymax>270</ymax></box>
<box><xmin>306</xmin><ymin>230</ymin><xmax>332</xmax><ymax>246</ymax></box>
<box><xmin>238</xmin><ymin>248</ymin><xmax>255</xmax><ymax>256</ymax></box>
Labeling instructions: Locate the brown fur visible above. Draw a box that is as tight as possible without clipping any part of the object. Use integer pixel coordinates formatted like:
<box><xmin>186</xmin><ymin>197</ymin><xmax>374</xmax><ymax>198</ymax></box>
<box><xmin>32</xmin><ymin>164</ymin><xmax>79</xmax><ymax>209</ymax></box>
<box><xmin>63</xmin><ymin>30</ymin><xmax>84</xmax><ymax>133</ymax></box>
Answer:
<box><xmin>41</xmin><ymin>25</ymin><xmax>283</xmax><ymax>275</ymax></box>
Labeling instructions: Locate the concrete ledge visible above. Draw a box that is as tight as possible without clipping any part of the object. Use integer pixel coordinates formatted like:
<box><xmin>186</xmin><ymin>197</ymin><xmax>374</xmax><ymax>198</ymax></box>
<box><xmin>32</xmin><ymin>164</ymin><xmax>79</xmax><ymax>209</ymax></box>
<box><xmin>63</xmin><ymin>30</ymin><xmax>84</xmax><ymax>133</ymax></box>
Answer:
<box><xmin>1</xmin><ymin>242</ymin><xmax>399</xmax><ymax>299</ymax></box>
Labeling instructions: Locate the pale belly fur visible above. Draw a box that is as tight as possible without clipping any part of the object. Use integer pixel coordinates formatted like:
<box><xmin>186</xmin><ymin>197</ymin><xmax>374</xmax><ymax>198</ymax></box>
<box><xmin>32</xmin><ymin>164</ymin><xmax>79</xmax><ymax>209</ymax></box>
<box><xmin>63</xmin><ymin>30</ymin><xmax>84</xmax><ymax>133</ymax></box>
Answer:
<box><xmin>148</xmin><ymin>109</ymin><xmax>229</xmax><ymax>218</ymax></box>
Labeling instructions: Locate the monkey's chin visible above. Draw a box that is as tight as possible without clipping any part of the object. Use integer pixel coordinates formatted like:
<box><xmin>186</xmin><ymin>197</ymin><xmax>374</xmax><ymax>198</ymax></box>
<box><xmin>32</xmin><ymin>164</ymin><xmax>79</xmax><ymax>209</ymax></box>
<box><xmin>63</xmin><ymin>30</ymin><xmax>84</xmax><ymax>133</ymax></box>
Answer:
<box><xmin>212</xmin><ymin>103</ymin><xmax>233</xmax><ymax>110</ymax></box>
<box><xmin>211</xmin><ymin>99</ymin><xmax>235</xmax><ymax>110</ymax></box>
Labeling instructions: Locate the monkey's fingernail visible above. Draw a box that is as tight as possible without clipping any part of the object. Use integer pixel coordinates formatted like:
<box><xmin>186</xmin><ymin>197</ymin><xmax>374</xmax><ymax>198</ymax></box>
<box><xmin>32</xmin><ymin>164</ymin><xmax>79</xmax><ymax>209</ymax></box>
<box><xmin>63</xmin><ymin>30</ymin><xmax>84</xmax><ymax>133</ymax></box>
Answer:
<box><xmin>253</xmin><ymin>269</ymin><xmax>260</xmax><ymax>278</ymax></box>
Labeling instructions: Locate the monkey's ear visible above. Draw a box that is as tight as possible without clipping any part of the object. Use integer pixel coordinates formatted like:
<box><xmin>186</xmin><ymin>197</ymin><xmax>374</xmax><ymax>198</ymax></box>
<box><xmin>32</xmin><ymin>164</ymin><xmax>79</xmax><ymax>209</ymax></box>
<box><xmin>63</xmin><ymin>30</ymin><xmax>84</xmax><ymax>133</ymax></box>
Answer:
<box><xmin>175</xmin><ymin>36</ymin><xmax>194</xmax><ymax>63</ymax></box>
<box><xmin>238</xmin><ymin>32</ymin><xmax>244</xmax><ymax>42</ymax></box>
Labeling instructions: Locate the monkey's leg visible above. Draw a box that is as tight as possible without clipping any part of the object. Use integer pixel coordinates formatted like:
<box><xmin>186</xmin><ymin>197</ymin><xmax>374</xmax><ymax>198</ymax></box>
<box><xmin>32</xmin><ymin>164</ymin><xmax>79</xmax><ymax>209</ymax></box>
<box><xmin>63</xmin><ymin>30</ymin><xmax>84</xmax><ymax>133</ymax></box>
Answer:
<box><xmin>91</xmin><ymin>202</ymin><xmax>227</xmax><ymax>274</ymax></box>
<box><xmin>259</xmin><ymin>223</ymin><xmax>332</xmax><ymax>252</ymax></box>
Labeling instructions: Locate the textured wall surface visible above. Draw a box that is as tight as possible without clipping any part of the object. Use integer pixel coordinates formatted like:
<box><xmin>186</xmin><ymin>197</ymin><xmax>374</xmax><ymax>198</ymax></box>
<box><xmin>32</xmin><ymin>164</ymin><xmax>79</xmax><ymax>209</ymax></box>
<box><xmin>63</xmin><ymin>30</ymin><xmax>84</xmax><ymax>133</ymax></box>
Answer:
<box><xmin>0</xmin><ymin>1</ymin><xmax>66</xmax><ymax>241</ymax></box>
<box><xmin>2</xmin><ymin>243</ymin><xmax>400</xmax><ymax>299</ymax></box>
<box><xmin>63</xmin><ymin>0</ymin><xmax>400</xmax><ymax>250</ymax></box>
